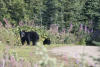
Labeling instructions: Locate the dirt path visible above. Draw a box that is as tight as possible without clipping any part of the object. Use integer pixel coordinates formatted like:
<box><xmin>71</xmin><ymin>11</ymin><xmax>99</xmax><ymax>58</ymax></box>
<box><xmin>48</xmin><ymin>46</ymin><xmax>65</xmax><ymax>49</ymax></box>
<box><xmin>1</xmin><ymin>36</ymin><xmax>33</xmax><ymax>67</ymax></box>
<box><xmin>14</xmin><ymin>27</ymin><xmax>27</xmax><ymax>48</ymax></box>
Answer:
<box><xmin>49</xmin><ymin>46</ymin><xmax>100</xmax><ymax>67</ymax></box>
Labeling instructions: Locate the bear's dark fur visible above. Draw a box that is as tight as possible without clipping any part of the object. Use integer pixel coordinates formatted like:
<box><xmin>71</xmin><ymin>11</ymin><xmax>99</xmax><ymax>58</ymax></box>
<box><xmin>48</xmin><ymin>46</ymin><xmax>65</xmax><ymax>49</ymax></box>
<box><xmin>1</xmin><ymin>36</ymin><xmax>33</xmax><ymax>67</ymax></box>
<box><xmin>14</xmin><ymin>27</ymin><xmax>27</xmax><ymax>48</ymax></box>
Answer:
<box><xmin>43</xmin><ymin>38</ymin><xmax>51</xmax><ymax>45</ymax></box>
<box><xmin>20</xmin><ymin>30</ymin><xmax>39</xmax><ymax>45</ymax></box>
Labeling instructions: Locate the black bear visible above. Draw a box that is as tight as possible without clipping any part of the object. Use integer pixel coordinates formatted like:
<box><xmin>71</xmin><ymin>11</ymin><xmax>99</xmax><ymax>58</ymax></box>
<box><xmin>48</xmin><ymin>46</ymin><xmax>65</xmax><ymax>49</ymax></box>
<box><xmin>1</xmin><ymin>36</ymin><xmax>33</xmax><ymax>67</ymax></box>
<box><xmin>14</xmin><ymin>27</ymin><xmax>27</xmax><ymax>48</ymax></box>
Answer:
<box><xmin>19</xmin><ymin>30</ymin><xmax>39</xmax><ymax>45</ymax></box>
<box><xmin>43</xmin><ymin>38</ymin><xmax>51</xmax><ymax>45</ymax></box>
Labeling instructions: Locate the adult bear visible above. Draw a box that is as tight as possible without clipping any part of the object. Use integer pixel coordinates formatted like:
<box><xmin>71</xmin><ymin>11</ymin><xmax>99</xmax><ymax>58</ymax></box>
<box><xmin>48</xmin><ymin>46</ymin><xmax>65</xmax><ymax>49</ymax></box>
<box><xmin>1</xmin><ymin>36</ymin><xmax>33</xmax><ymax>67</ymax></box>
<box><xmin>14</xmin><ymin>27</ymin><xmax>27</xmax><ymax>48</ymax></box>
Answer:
<box><xmin>43</xmin><ymin>38</ymin><xmax>51</xmax><ymax>45</ymax></box>
<box><xmin>20</xmin><ymin>30</ymin><xmax>39</xmax><ymax>45</ymax></box>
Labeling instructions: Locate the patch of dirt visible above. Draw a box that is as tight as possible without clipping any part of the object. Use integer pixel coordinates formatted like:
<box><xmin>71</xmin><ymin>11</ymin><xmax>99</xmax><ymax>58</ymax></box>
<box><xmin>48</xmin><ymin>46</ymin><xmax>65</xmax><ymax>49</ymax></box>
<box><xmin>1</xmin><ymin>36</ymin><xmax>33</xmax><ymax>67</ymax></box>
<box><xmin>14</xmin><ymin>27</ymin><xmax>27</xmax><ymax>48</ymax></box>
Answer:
<box><xmin>49</xmin><ymin>46</ymin><xmax>100</xmax><ymax>67</ymax></box>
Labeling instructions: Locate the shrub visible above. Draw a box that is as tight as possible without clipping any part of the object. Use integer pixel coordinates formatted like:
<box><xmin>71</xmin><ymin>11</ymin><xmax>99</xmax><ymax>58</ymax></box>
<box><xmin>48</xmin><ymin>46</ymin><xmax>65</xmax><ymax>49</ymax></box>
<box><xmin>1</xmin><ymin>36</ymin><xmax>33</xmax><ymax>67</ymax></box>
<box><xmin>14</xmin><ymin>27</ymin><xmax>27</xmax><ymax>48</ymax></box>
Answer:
<box><xmin>12</xmin><ymin>25</ymin><xmax>49</xmax><ymax>41</ymax></box>
<box><xmin>76</xmin><ymin>38</ymin><xmax>86</xmax><ymax>45</ymax></box>
<box><xmin>64</xmin><ymin>33</ymin><xmax>77</xmax><ymax>44</ymax></box>
<box><xmin>11</xmin><ymin>25</ymin><xmax>79</xmax><ymax>44</ymax></box>
<box><xmin>92</xmin><ymin>41</ymin><xmax>100</xmax><ymax>46</ymax></box>
<box><xmin>0</xmin><ymin>27</ymin><xmax>18</xmax><ymax>46</ymax></box>
<box><xmin>33</xmin><ymin>43</ymin><xmax>65</xmax><ymax>67</ymax></box>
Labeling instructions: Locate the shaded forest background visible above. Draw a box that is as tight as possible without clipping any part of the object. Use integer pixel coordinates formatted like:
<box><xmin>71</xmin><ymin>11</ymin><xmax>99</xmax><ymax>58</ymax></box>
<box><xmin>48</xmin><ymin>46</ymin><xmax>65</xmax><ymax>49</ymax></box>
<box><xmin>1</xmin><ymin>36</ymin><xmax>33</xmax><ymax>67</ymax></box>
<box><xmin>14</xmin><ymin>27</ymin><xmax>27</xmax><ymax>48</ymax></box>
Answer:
<box><xmin>0</xmin><ymin>0</ymin><xmax>100</xmax><ymax>45</ymax></box>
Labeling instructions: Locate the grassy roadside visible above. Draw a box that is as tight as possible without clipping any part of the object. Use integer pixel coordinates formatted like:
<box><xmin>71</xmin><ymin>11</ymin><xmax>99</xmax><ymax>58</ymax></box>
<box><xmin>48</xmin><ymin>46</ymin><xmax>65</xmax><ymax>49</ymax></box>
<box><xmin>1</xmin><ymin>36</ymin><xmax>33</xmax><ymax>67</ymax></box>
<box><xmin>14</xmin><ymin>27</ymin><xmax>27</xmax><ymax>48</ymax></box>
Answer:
<box><xmin>0</xmin><ymin>43</ymin><xmax>68</xmax><ymax>60</ymax></box>
<box><xmin>0</xmin><ymin>43</ymin><xmax>81</xmax><ymax>60</ymax></box>
<box><xmin>0</xmin><ymin>43</ymin><xmax>90</xmax><ymax>67</ymax></box>
<box><xmin>0</xmin><ymin>43</ymin><xmax>76</xmax><ymax>62</ymax></box>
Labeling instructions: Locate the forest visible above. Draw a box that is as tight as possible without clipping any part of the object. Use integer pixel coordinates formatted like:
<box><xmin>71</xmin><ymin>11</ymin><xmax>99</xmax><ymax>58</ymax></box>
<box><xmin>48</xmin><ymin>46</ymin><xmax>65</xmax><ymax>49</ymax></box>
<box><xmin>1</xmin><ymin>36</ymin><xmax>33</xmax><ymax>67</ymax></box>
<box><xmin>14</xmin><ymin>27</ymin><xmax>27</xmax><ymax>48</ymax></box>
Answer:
<box><xmin>0</xmin><ymin>0</ymin><xmax>100</xmax><ymax>45</ymax></box>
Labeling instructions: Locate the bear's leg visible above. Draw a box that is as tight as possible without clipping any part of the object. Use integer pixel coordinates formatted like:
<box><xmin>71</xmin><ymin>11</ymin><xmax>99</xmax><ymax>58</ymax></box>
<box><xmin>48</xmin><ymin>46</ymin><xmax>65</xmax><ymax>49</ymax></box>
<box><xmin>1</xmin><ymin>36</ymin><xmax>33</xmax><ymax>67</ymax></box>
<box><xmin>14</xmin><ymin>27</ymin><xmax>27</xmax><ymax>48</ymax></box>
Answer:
<box><xmin>26</xmin><ymin>35</ymin><xmax>31</xmax><ymax>45</ymax></box>
<box><xmin>21</xmin><ymin>39</ymin><xmax>25</xmax><ymax>45</ymax></box>
<box><xmin>26</xmin><ymin>40</ymin><xmax>30</xmax><ymax>45</ymax></box>
<box><xmin>32</xmin><ymin>41</ymin><xmax>36</xmax><ymax>46</ymax></box>
<box><xmin>43</xmin><ymin>41</ymin><xmax>46</xmax><ymax>45</ymax></box>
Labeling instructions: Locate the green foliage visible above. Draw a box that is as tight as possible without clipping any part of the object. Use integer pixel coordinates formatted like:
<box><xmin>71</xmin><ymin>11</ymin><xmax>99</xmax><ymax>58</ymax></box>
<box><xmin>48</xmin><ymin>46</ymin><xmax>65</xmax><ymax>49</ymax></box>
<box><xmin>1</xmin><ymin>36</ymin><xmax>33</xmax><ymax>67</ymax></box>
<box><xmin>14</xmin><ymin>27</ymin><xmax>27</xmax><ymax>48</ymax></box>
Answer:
<box><xmin>0</xmin><ymin>42</ymin><xmax>91</xmax><ymax>67</ymax></box>
<box><xmin>1</xmin><ymin>43</ymin><xmax>65</xmax><ymax>67</ymax></box>
<box><xmin>83</xmin><ymin>0</ymin><xmax>100</xmax><ymax>30</ymax></box>
<box><xmin>12</xmin><ymin>25</ymin><xmax>49</xmax><ymax>40</ymax></box>
<box><xmin>12</xmin><ymin>25</ymin><xmax>89</xmax><ymax>45</ymax></box>
<box><xmin>12</xmin><ymin>25</ymin><xmax>75</xmax><ymax>44</ymax></box>
<box><xmin>92</xmin><ymin>41</ymin><xmax>100</xmax><ymax>46</ymax></box>
<box><xmin>1</xmin><ymin>0</ymin><xmax>100</xmax><ymax>45</ymax></box>
<box><xmin>0</xmin><ymin>27</ymin><xmax>18</xmax><ymax>46</ymax></box>
<box><xmin>34</xmin><ymin>44</ymin><xmax>64</xmax><ymax>67</ymax></box>
<box><xmin>0</xmin><ymin>0</ymin><xmax>8</xmax><ymax>22</ymax></box>
<box><xmin>0</xmin><ymin>0</ymin><xmax>99</xmax><ymax>31</ymax></box>
<box><xmin>76</xmin><ymin>38</ymin><xmax>86</xmax><ymax>45</ymax></box>
<box><xmin>48</xmin><ymin>33</ymin><xmax>60</xmax><ymax>44</ymax></box>
<box><xmin>64</xmin><ymin>33</ymin><xmax>77</xmax><ymax>44</ymax></box>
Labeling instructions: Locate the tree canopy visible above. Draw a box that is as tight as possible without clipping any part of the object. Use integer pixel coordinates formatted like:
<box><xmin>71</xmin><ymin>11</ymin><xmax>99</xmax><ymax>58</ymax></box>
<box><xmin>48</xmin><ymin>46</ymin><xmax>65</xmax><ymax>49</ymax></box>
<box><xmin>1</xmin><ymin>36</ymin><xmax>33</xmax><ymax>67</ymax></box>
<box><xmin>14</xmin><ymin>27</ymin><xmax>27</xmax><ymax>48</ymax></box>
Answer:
<box><xmin>0</xmin><ymin>0</ymin><xmax>100</xmax><ymax>30</ymax></box>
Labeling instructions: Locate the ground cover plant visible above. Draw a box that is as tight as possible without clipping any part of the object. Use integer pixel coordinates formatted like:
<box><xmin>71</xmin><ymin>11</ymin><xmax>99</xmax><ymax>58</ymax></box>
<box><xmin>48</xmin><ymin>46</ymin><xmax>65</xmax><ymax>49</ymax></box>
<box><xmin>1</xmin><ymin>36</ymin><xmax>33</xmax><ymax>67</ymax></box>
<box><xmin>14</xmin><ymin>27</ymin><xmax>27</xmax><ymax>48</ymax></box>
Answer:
<box><xmin>0</xmin><ymin>43</ymin><xmax>92</xmax><ymax>67</ymax></box>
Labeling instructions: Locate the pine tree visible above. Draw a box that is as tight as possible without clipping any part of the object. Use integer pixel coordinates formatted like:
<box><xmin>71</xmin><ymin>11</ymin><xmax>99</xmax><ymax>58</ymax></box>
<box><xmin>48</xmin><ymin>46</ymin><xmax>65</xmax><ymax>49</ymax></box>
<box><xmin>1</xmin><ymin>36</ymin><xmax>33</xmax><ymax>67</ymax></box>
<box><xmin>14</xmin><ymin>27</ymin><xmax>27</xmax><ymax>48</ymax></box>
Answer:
<box><xmin>83</xmin><ymin>0</ymin><xmax>100</xmax><ymax>30</ymax></box>
<box><xmin>42</xmin><ymin>0</ymin><xmax>59</xmax><ymax>28</ymax></box>
<box><xmin>3</xmin><ymin>0</ymin><xmax>25</xmax><ymax>25</ymax></box>
<box><xmin>0</xmin><ymin>0</ymin><xmax>8</xmax><ymax>22</ymax></box>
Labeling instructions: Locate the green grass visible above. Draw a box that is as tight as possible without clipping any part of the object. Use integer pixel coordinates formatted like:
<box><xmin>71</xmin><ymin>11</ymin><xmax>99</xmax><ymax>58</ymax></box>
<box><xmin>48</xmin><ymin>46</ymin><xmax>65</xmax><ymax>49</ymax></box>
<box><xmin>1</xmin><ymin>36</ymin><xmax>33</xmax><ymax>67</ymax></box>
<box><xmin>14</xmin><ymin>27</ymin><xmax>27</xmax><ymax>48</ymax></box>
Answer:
<box><xmin>0</xmin><ymin>43</ymin><xmax>67</xmax><ymax>60</ymax></box>
<box><xmin>0</xmin><ymin>43</ymin><xmax>69</xmax><ymax>67</ymax></box>
<box><xmin>0</xmin><ymin>42</ymin><xmax>76</xmax><ymax>61</ymax></box>
<box><xmin>0</xmin><ymin>43</ymin><xmax>79</xmax><ymax>59</ymax></box>
<box><xmin>0</xmin><ymin>43</ymin><xmax>90</xmax><ymax>67</ymax></box>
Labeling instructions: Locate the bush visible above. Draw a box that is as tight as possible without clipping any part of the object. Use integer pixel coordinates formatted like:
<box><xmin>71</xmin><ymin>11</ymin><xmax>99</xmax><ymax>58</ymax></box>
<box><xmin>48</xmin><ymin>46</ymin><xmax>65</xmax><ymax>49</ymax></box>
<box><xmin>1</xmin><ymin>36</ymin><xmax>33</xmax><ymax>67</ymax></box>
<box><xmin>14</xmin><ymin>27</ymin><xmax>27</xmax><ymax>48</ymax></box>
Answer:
<box><xmin>12</xmin><ymin>26</ymin><xmax>49</xmax><ymax>41</ymax></box>
<box><xmin>0</xmin><ymin>27</ymin><xmax>18</xmax><ymax>46</ymax></box>
<box><xmin>11</xmin><ymin>25</ymin><xmax>80</xmax><ymax>44</ymax></box>
<box><xmin>75</xmin><ymin>29</ymin><xmax>92</xmax><ymax>45</ymax></box>
<box><xmin>64</xmin><ymin>33</ymin><xmax>77</xmax><ymax>44</ymax></box>
<box><xmin>47</xmin><ymin>33</ymin><xmax>60</xmax><ymax>44</ymax></box>
<box><xmin>76</xmin><ymin>38</ymin><xmax>86</xmax><ymax>45</ymax></box>
<box><xmin>92</xmin><ymin>41</ymin><xmax>100</xmax><ymax>46</ymax></box>
<box><xmin>1</xmin><ymin>25</ymin><xmax>91</xmax><ymax>45</ymax></box>
<box><xmin>34</xmin><ymin>44</ymin><xmax>64</xmax><ymax>67</ymax></box>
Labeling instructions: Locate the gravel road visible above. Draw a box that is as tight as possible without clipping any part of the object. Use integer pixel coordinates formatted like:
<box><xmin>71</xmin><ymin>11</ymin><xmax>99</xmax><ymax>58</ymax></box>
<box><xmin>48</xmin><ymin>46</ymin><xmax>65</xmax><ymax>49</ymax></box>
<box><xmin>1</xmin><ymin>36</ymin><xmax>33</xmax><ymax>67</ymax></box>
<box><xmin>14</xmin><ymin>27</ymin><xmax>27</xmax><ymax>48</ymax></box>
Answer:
<box><xmin>49</xmin><ymin>46</ymin><xmax>100</xmax><ymax>67</ymax></box>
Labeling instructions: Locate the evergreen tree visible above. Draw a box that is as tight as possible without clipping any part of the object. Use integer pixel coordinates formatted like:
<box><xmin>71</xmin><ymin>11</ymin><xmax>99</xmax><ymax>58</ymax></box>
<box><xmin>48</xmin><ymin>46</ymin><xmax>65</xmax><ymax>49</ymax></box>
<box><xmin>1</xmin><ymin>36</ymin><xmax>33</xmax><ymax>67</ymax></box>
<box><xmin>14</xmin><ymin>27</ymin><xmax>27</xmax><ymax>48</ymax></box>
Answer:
<box><xmin>42</xmin><ymin>0</ymin><xmax>59</xmax><ymax>28</ymax></box>
<box><xmin>3</xmin><ymin>0</ymin><xmax>25</xmax><ymax>25</ymax></box>
<box><xmin>0</xmin><ymin>0</ymin><xmax>8</xmax><ymax>22</ymax></box>
<box><xmin>83</xmin><ymin>0</ymin><xmax>100</xmax><ymax>30</ymax></box>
